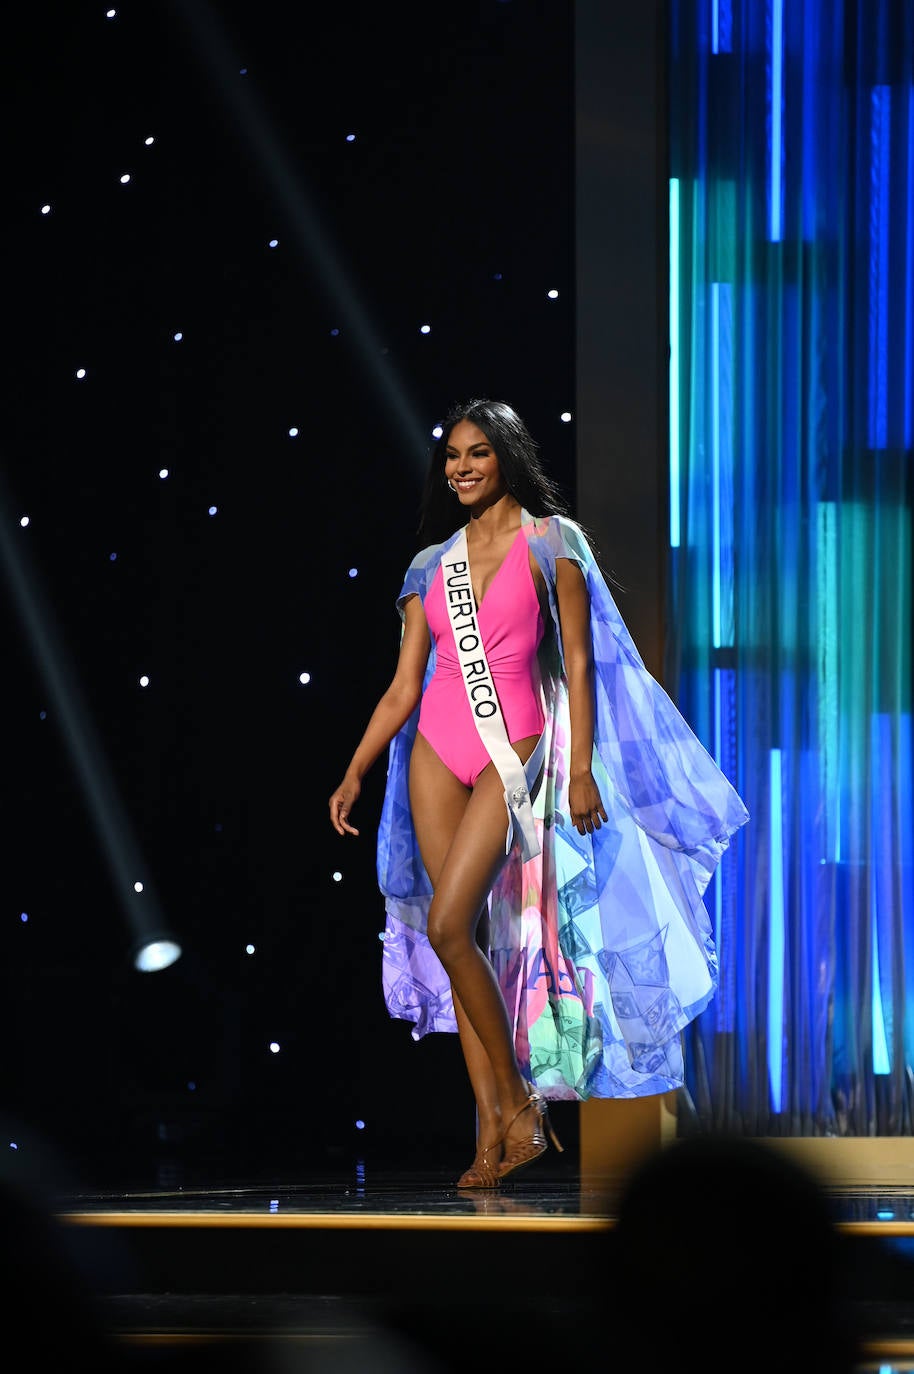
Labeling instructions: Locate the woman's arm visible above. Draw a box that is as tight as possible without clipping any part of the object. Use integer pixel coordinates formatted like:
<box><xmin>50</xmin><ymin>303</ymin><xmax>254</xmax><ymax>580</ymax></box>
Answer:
<box><xmin>554</xmin><ymin>557</ymin><xmax>608</xmax><ymax>836</ymax></box>
<box><xmin>328</xmin><ymin>593</ymin><xmax>430</xmax><ymax>836</ymax></box>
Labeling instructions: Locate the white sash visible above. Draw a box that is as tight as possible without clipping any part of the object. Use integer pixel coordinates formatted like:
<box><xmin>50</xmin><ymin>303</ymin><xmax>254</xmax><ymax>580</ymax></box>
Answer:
<box><xmin>440</xmin><ymin>528</ymin><xmax>545</xmax><ymax>861</ymax></box>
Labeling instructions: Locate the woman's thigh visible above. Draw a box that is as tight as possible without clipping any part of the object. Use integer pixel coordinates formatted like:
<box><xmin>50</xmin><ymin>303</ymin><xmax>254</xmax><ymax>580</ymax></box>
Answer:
<box><xmin>423</xmin><ymin>764</ymin><xmax>525</xmax><ymax>944</ymax></box>
<box><xmin>409</xmin><ymin>732</ymin><xmax>542</xmax><ymax>936</ymax></box>
<box><xmin>408</xmin><ymin>732</ymin><xmax>472</xmax><ymax>885</ymax></box>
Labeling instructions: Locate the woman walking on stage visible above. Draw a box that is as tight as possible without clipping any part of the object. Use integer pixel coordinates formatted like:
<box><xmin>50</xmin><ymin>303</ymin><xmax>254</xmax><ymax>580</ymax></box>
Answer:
<box><xmin>329</xmin><ymin>398</ymin><xmax>747</xmax><ymax>1188</ymax></box>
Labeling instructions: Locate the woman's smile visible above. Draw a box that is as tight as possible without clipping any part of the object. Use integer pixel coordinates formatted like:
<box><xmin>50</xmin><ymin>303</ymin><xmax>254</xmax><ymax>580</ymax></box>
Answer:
<box><xmin>445</xmin><ymin>419</ymin><xmax>508</xmax><ymax>505</ymax></box>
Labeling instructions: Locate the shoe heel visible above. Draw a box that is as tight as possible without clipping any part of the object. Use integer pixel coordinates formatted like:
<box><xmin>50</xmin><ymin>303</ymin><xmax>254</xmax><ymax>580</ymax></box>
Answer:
<box><xmin>545</xmin><ymin>1111</ymin><xmax>564</xmax><ymax>1154</ymax></box>
<box><xmin>525</xmin><ymin>1082</ymin><xmax>564</xmax><ymax>1154</ymax></box>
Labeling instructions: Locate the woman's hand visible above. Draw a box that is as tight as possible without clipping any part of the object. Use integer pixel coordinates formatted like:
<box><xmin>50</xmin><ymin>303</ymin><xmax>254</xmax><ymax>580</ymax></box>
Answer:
<box><xmin>326</xmin><ymin>594</ymin><xmax>430</xmax><ymax>841</ymax></box>
<box><xmin>554</xmin><ymin>559</ymin><xmax>605</xmax><ymax>839</ymax></box>
<box><xmin>329</xmin><ymin>777</ymin><xmax>361</xmax><ymax>836</ymax></box>
<box><xmin>568</xmin><ymin>770</ymin><xmax>608</xmax><ymax>836</ymax></box>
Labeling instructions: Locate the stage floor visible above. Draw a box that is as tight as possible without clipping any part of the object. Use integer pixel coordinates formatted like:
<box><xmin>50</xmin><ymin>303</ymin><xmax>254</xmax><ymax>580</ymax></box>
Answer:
<box><xmin>52</xmin><ymin>1169</ymin><xmax>914</xmax><ymax>1227</ymax></box>
<box><xmin>5</xmin><ymin>1141</ymin><xmax>914</xmax><ymax>1373</ymax></box>
<box><xmin>41</xmin><ymin>1166</ymin><xmax>914</xmax><ymax>1371</ymax></box>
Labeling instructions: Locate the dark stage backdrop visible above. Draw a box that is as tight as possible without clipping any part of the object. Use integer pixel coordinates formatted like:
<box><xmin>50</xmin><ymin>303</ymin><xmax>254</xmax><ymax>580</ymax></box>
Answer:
<box><xmin>4</xmin><ymin>1</ymin><xmax>576</xmax><ymax>1185</ymax></box>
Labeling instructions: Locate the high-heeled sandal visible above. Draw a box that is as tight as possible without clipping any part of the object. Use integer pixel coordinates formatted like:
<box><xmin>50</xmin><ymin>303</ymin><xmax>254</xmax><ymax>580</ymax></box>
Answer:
<box><xmin>496</xmin><ymin>1086</ymin><xmax>563</xmax><ymax>1181</ymax></box>
<box><xmin>456</xmin><ymin>1141</ymin><xmax>502</xmax><ymax>1189</ymax></box>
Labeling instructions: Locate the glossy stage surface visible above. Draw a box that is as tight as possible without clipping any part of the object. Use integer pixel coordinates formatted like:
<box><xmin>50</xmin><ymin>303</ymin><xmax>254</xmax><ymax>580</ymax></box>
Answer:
<box><xmin>23</xmin><ymin>1151</ymin><xmax>911</xmax><ymax>1374</ymax></box>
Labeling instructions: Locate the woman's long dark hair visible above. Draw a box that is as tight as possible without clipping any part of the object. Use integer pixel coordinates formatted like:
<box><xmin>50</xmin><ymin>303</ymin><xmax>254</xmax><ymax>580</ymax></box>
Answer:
<box><xmin>416</xmin><ymin>399</ymin><xmax>570</xmax><ymax>547</ymax></box>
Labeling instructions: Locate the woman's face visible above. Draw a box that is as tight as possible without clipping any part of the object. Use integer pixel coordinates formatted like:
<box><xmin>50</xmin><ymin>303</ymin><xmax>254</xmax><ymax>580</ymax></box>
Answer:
<box><xmin>444</xmin><ymin>420</ymin><xmax>508</xmax><ymax>509</ymax></box>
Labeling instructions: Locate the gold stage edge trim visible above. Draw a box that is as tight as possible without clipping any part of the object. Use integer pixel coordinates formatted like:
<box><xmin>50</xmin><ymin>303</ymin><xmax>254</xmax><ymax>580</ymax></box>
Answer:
<box><xmin>58</xmin><ymin>1211</ymin><xmax>614</xmax><ymax>1231</ymax></box>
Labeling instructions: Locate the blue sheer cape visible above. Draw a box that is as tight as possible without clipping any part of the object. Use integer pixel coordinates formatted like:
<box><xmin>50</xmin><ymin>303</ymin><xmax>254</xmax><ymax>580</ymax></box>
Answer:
<box><xmin>376</xmin><ymin>513</ymin><xmax>749</xmax><ymax>1100</ymax></box>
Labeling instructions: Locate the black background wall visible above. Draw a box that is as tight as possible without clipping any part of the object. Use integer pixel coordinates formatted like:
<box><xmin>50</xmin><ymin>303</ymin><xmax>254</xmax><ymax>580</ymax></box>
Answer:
<box><xmin>3</xmin><ymin>0</ymin><xmax>577</xmax><ymax>1186</ymax></box>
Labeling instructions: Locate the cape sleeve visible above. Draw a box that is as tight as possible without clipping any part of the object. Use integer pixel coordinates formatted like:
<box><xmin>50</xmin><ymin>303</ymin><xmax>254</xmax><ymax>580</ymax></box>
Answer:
<box><xmin>528</xmin><ymin>513</ymin><xmax>749</xmax><ymax>891</ymax></box>
<box><xmin>375</xmin><ymin>537</ymin><xmax>459</xmax><ymax>1038</ymax></box>
<box><xmin>474</xmin><ymin>512</ymin><xmax>751</xmax><ymax>1101</ymax></box>
<box><xmin>375</xmin><ymin>542</ymin><xmax>439</xmax><ymax>904</ymax></box>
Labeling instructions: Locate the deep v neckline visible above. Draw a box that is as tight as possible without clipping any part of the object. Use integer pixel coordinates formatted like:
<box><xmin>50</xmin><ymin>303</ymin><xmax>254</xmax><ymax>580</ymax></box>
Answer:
<box><xmin>466</xmin><ymin>526</ymin><xmax>524</xmax><ymax>612</ymax></box>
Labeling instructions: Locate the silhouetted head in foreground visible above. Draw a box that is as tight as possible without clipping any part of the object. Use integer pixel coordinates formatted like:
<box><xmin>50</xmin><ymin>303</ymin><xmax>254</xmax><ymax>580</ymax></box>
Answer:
<box><xmin>610</xmin><ymin>1134</ymin><xmax>861</xmax><ymax>1374</ymax></box>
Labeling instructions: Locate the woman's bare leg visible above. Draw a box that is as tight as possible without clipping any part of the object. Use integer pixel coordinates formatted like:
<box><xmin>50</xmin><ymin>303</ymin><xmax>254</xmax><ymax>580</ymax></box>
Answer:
<box><xmin>450</xmin><ymin>905</ymin><xmax>501</xmax><ymax>1148</ymax></box>
<box><xmin>409</xmin><ymin>735</ymin><xmax>503</xmax><ymax>1168</ymax></box>
<box><xmin>409</xmin><ymin>732</ymin><xmax>541</xmax><ymax>1175</ymax></box>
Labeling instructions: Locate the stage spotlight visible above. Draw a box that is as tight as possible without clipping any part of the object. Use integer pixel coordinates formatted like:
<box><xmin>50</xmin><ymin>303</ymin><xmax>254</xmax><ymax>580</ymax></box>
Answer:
<box><xmin>0</xmin><ymin>468</ymin><xmax>183</xmax><ymax>980</ymax></box>
<box><xmin>133</xmin><ymin>936</ymin><xmax>182</xmax><ymax>973</ymax></box>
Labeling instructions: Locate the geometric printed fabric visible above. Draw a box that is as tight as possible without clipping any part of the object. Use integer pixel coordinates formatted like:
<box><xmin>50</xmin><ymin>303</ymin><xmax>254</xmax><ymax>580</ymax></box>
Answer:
<box><xmin>377</xmin><ymin>513</ymin><xmax>749</xmax><ymax>1100</ymax></box>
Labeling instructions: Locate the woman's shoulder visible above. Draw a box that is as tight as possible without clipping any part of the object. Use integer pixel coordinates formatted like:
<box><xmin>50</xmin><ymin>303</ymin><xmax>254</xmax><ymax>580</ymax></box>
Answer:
<box><xmin>398</xmin><ymin>528</ymin><xmax>463</xmax><ymax>592</ymax></box>
<box><xmin>523</xmin><ymin>511</ymin><xmax>594</xmax><ymax>561</ymax></box>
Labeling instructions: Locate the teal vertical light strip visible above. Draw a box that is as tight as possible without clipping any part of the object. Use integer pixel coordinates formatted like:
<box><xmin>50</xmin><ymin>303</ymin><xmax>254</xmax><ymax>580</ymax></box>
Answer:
<box><xmin>868</xmin><ymin>86</ymin><xmax>891</xmax><ymax>450</ymax></box>
<box><xmin>871</xmin><ymin>713</ymin><xmax>891</xmax><ymax>1074</ymax></box>
<box><xmin>711</xmin><ymin>281</ymin><xmax>722</xmax><ymax>646</ymax></box>
<box><xmin>871</xmin><ymin>892</ymin><xmax>890</xmax><ymax>1075</ymax></box>
<box><xmin>901</xmin><ymin>714</ymin><xmax>914</xmax><ymax>1067</ymax></box>
<box><xmin>769</xmin><ymin>0</ymin><xmax>784</xmax><ymax>242</ymax></box>
<box><xmin>712</xmin><ymin>0</ymin><xmax>719</xmax><ymax>54</ymax></box>
<box><xmin>669</xmin><ymin>178</ymin><xmax>681</xmax><ymax>549</ymax></box>
<box><xmin>718</xmin><ymin>280</ymin><xmax>734</xmax><ymax>647</ymax></box>
<box><xmin>816</xmin><ymin>503</ymin><xmax>840</xmax><ymax>861</ymax></box>
<box><xmin>768</xmin><ymin>749</ymin><xmax>785</xmax><ymax>1111</ymax></box>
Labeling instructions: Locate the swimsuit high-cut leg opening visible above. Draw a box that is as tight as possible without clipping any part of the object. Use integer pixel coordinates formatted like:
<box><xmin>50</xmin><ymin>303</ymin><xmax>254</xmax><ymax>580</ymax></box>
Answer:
<box><xmin>414</xmin><ymin>725</ymin><xmax>488</xmax><ymax>791</ymax></box>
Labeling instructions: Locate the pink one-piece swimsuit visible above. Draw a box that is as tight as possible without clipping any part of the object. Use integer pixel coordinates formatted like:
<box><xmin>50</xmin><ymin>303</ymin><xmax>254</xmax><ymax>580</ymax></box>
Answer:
<box><xmin>416</xmin><ymin>528</ymin><xmax>546</xmax><ymax>787</ymax></box>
